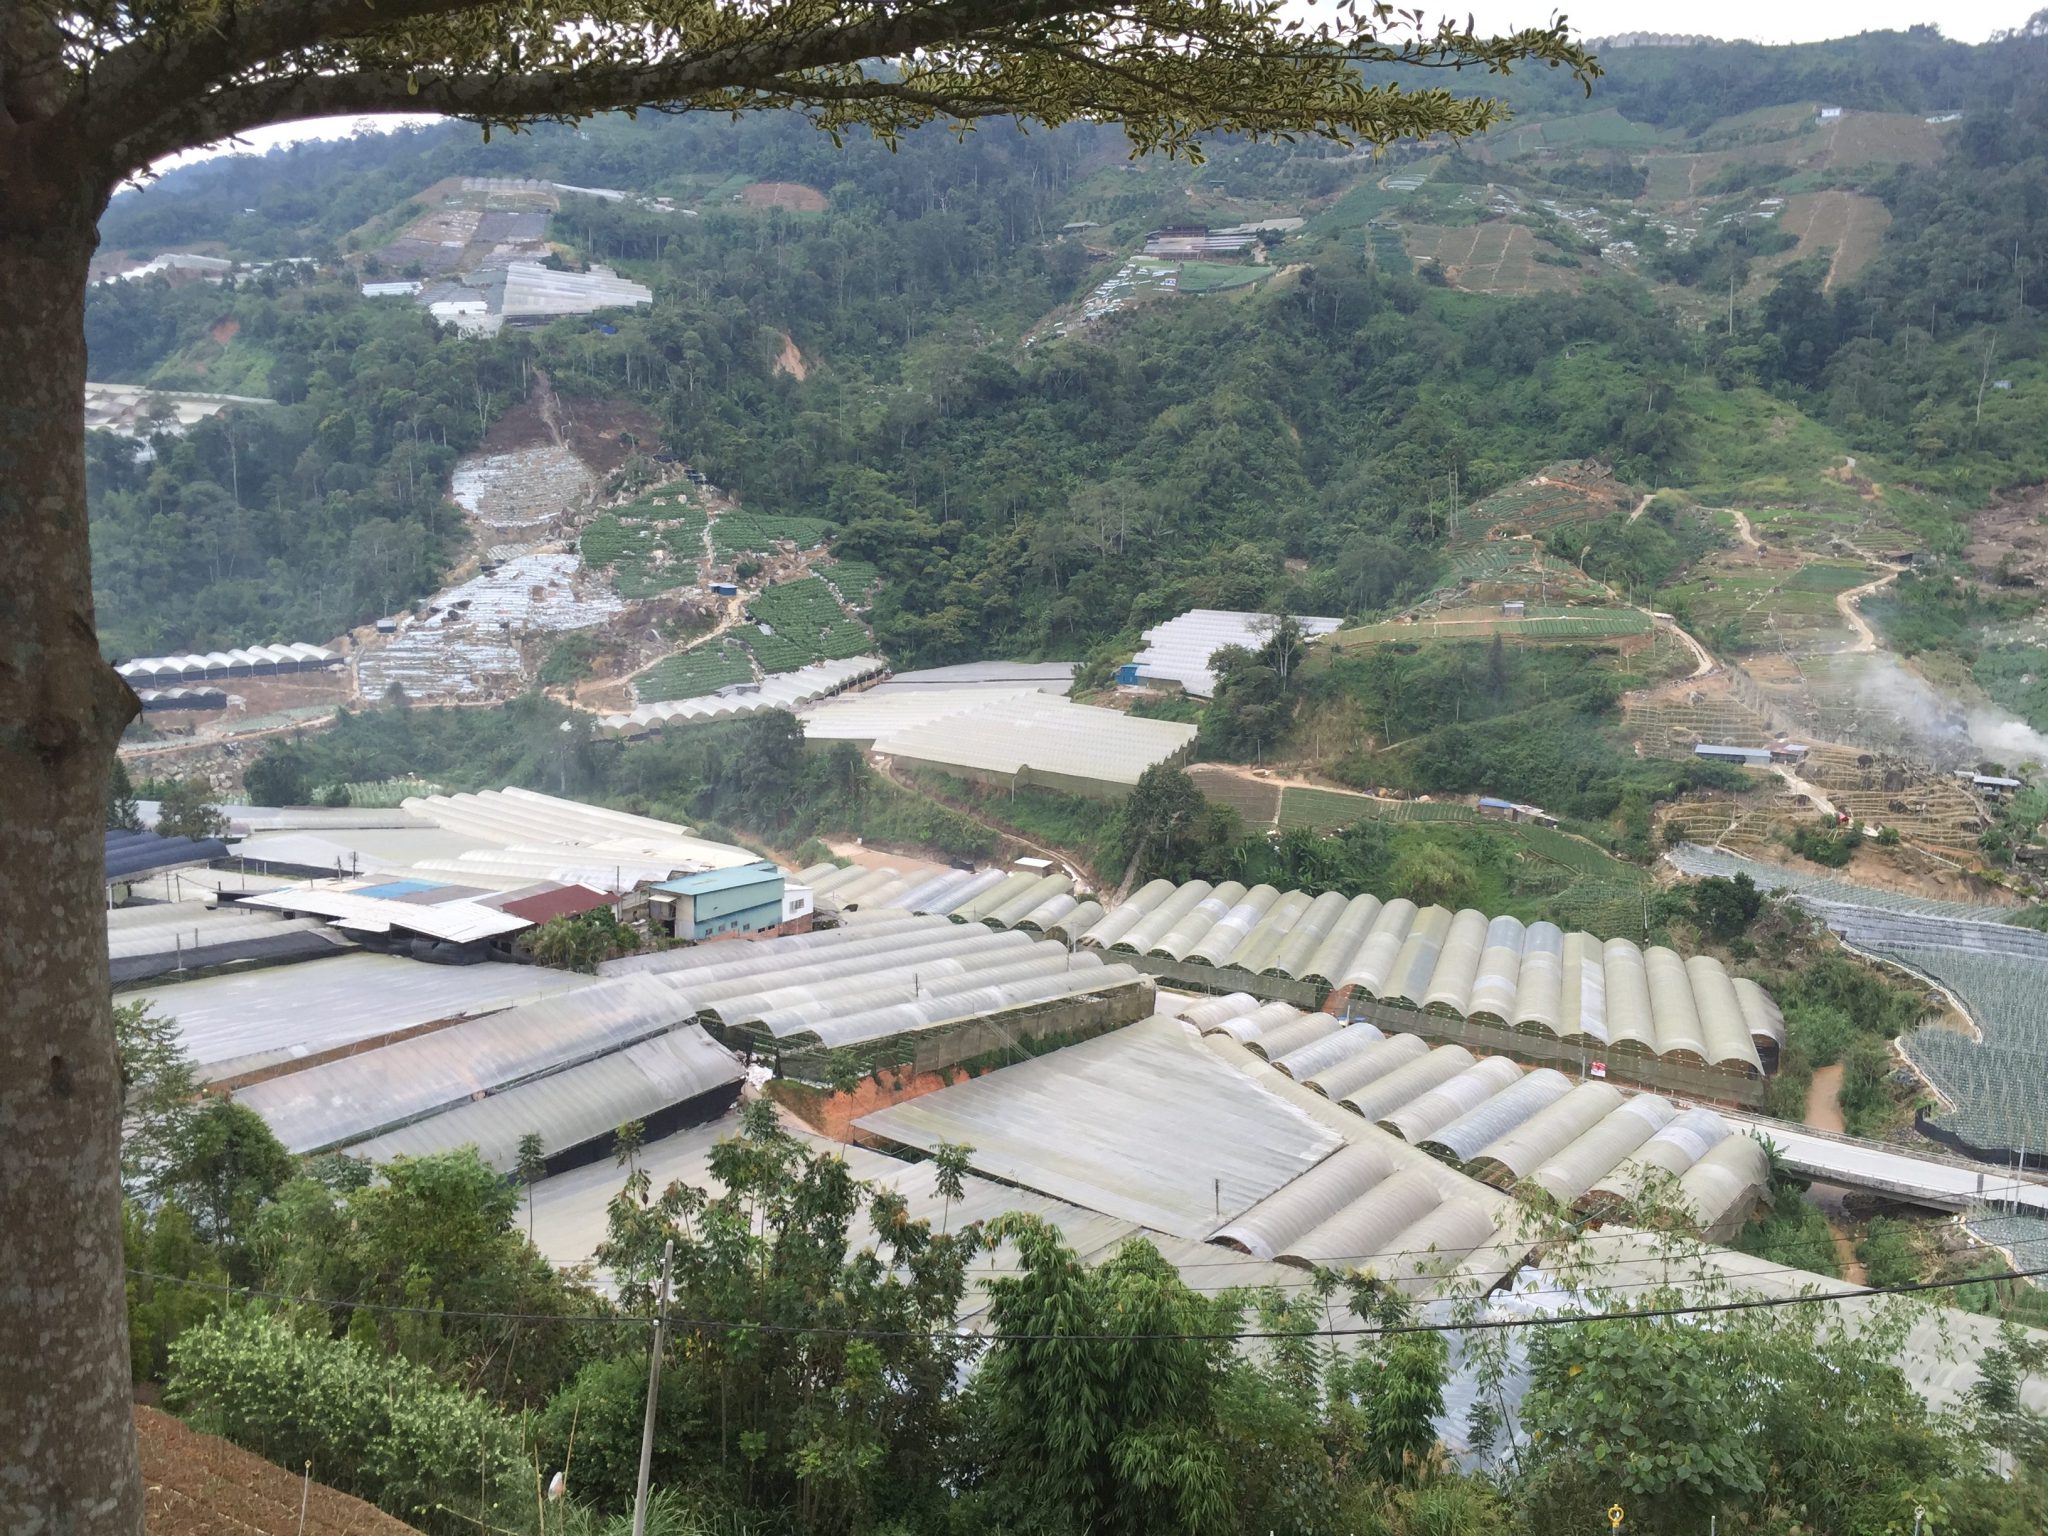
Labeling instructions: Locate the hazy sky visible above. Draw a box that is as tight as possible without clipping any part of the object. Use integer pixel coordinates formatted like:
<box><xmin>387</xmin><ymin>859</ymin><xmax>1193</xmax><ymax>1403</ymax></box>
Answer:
<box><xmin>1490</xmin><ymin>0</ymin><xmax>2021</xmax><ymax>43</ymax></box>
<box><xmin>142</xmin><ymin>1</ymin><xmax>2028</xmax><ymax>175</ymax></box>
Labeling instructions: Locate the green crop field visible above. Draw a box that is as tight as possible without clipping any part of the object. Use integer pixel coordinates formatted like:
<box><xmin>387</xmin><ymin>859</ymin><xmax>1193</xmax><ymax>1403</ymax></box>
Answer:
<box><xmin>635</xmin><ymin>640</ymin><xmax>754</xmax><ymax>702</ymax></box>
<box><xmin>818</xmin><ymin>559</ymin><xmax>879</xmax><ymax>605</ymax></box>
<box><xmin>710</xmin><ymin>511</ymin><xmax>832</xmax><ymax>559</ymax></box>
<box><xmin>580</xmin><ymin>493</ymin><xmax>708</xmax><ymax>598</ymax></box>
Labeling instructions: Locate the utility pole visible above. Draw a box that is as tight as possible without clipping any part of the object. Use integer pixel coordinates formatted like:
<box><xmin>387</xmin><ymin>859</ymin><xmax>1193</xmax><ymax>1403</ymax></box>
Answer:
<box><xmin>631</xmin><ymin>1239</ymin><xmax>675</xmax><ymax>1536</ymax></box>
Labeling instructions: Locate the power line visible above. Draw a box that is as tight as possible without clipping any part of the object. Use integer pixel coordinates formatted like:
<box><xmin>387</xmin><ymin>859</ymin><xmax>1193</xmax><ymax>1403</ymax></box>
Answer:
<box><xmin>126</xmin><ymin>1259</ymin><xmax>2048</xmax><ymax>1346</ymax></box>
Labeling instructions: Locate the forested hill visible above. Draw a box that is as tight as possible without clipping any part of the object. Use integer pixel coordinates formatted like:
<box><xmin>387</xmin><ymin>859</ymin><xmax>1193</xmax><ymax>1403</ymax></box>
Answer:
<box><xmin>87</xmin><ymin>20</ymin><xmax>2048</xmax><ymax>660</ymax></box>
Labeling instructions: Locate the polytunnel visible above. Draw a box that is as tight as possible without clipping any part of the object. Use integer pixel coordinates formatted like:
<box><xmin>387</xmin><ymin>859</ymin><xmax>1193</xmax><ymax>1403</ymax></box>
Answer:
<box><xmin>1303</xmin><ymin>894</ymin><xmax>1390</xmax><ymax>988</ymax></box>
<box><xmin>1561</xmin><ymin>932</ymin><xmax>1610</xmax><ymax>1047</ymax></box>
<box><xmin>1264</xmin><ymin>890</ymin><xmax>1350</xmax><ymax>978</ymax></box>
<box><xmin>1337</xmin><ymin>897</ymin><xmax>1417</xmax><ymax>996</ymax></box>
<box><xmin>952</xmin><ymin>870</ymin><xmax>1042</xmax><ymax>924</ymax></box>
<box><xmin>1602</xmin><ymin>939</ymin><xmax>1657</xmax><ymax>1057</ymax></box>
<box><xmin>1151</xmin><ymin>881</ymin><xmax>1243</xmax><ymax>961</ymax></box>
<box><xmin>1048</xmin><ymin>900</ymin><xmax>1104</xmax><ymax>943</ymax></box>
<box><xmin>1469</xmin><ymin>915</ymin><xmax>1527</xmax><ymax>1025</ymax></box>
<box><xmin>1511</xmin><ymin>921</ymin><xmax>1565</xmax><ymax>1035</ymax></box>
<box><xmin>1422</xmin><ymin>908</ymin><xmax>1491</xmax><ymax>1017</ymax></box>
<box><xmin>236</xmin><ymin>974</ymin><xmax>686</xmax><ymax>1154</ymax></box>
<box><xmin>1580</xmin><ymin>1105</ymin><xmax>1730</xmax><ymax>1218</ymax></box>
<box><xmin>1245</xmin><ymin>1011</ymin><xmax>1342</xmax><ymax>1062</ymax></box>
<box><xmin>1417</xmin><ymin>1067</ymin><xmax>1576</xmax><ymax>1165</ymax></box>
<box><xmin>1336</xmin><ymin>1044</ymin><xmax>1475</xmax><ymax>1123</ymax></box>
<box><xmin>1231</xmin><ymin>889</ymin><xmax>1313</xmax><ymax>975</ymax></box>
<box><xmin>1187</xmin><ymin>884</ymin><xmax>1281</xmax><ymax>967</ymax></box>
<box><xmin>1363</xmin><ymin>1199</ymin><xmax>1503</xmax><ymax>1295</ymax></box>
<box><xmin>1524</xmin><ymin>1094</ymin><xmax>1678</xmax><ymax>1206</ymax></box>
<box><xmin>1671</xmin><ymin>1132</ymin><xmax>1770</xmax><ymax>1241</ymax></box>
<box><xmin>798</xmin><ymin>963</ymin><xmax>1145</xmax><ymax>1049</ymax></box>
<box><xmin>1378</xmin><ymin>1055</ymin><xmax>1525</xmax><ymax>1144</ymax></box>
<box><xmin>1177</xmin><ymin>992</ymin><xmax>1262</xmax><ymax>1030</ymax></box>
<box><xmin>1076</xmin><ymin>879</ymin><xmax>1175</xmax><ymax>949</ymax></box>
<box><xmin>1270</xmin><ymin>1021</ymin><xmax>1384</xmax><ymax>1081</ymax></box>
<box><xmin>1465</xmin><ymin>1080</ymin><xmax>1624</xmax><ymax>1187</ymax></box>
<box><xmin>1114</xmin><ymin>880</ymin><xmax>1215</xmax><ymax>953</ymax></box>
<box><xmin>1687</xmin><ymin>955</ymin><xmax>1764</xmax><ymax>1073</ymax></box>
<box><xmin>1016</xmin><ymin>892</ymin><xmax>1078</xmax><ymax>933</ymax></box>
<box><xmin>1644</xmin><ymin>946</ymin><xmax>1709</xmax><ymax>1065</ymax></box>
<box><xmin>1278</xmin><ymin>1167</ymin><xmax>1442</xmax><ymax>1270</ymax></box>
<box><xmin>1382</xmin><ymin>905</ymin><xmax>1454</xmax><ymax>1008</ymax></box>
<box><xmin>1305</xmin><ymin>1032</ymin><xmax>1431</xmax><ymax>1100</ymax></box>
<box><xmin>1211</xmin><ymin>1000</ymin><xmax>1305</xmax><ymax>1044</ymax></box>
<box><xmin>737</xmin><ymin>947</ymin><xmax>1093</xmax><ymax>1034</ymax></box>
<box><xmin>1211</xmin><ymin>1141</ymin><xmax>1398</xmax><ymax>1259</ymax></box>
<box><xmin>984</xmin><ymin>873</ymin><xmax>1074</xmax><ymax>929</ymax></box>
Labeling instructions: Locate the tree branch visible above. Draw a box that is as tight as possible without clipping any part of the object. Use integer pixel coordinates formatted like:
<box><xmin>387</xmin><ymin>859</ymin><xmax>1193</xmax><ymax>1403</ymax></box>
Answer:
<box><xmin>105</xmin><ymin>0</ymin><xmax>1137</xmax><ymax>172</ymax></box>
<box><xmin>85</xmin><ymin>0</ymin><xmax>504</xmax><ymax>143</ymax></box>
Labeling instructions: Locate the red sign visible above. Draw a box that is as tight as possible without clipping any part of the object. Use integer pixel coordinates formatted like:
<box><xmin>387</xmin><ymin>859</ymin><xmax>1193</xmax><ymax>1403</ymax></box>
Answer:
<box><xmin>1589</xmin><ymin>1061</ymin><xmax>1608</xmax><ymax>1078</ymax></box>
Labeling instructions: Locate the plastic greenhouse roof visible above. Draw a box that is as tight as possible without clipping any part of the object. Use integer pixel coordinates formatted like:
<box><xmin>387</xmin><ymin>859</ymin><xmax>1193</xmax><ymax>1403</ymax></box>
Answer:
<box><xmin>856</xmin><ymin>1016</ymin><xmax>1344</xmax><ymax>1237</ymax></box>
<box><xmin>1129</xmin><ymin>609</ymin><xmax>1341</xmax><ymax>698</ymax></box>
<box><xmin>122</xmin><ymin>953</ymin><xmax>593</xmax><ymax>1080</ymax></box>
<box><xmin>236</xmin><ymin>974</ymin><xmax>688</xmax><ymax>1152</ymax></box>
<box><xmin>1050</xmin><ymin>882</ymin><xmax>1766</xmax><ymax>1074</ymax></box>
<box><xmin>346</xmin><ymin>1026</ymin><xmax>741</xmax><ymax>1170</ymax></box>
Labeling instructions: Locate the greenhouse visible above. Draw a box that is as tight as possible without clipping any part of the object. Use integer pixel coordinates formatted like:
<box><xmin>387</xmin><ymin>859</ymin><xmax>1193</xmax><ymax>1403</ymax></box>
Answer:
<box><xmin>344</xmin><ymin>1026</ymin><xmax>742</xmax><ymax>1173</ymax></box>
<box><xmin>234</xmin><ymin>974</ymin><xmax>687</xmax><ymax>1153</ymax></box>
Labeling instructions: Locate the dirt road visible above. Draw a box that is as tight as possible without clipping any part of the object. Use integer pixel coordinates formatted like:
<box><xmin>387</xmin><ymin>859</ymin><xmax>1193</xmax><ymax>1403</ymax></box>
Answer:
<box><xmin>1728</xmin><ymin>508</ymin><xmax>1762</xmax><ymax>553</ymax></box>
<box><xmin>1835</xmin><ymin>568</ymin><xmax>1899</xmax><ymax>654</ymax></box>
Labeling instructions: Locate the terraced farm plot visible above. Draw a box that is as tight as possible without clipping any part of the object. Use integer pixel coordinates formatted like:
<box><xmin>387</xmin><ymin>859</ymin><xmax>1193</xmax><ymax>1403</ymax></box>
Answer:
<box><xmin>635</xmin><ymin>640</ymin><xmax>754</xmax><ymax>702</ymax></box>
<box><xmin>1279</xmin><ymin>788</ymin><xmax>1478</xmax><ymax>830</ymax></box>
<box><xmin>1624</xmin><ymin>686</ymin><xmax>1775</xmax><ymax>755</ymax></box>
<box><xmin>1173</xmin><ymin>261</ymin><xmax>1266</xmax><ymax>293</ymax></box>
<box><xmin>734</xmin><ymin>623</ymin><xmax>814</xmax><ymax>673</ymax></box>
<box><xmin>1189</xmin><ymin>765</ymin><xmax>1282</xmax><ymax>827</ymax></box>
<box><xmin>1772</xmin><ymin>190</ymin><xmax>1890</xmax><ymax>288</ymax></box>
<box><xmin>1484</xmin><ymin>107</ymin><xmax>1673</xmax><ymax>159</ymax></box>
<box><xmin>1404</xmin><ymin>221</ymin><xmax>1581</xmax><ymax>295</ymax></box>
<box><xmin>819</xmin><ymin>559</ymin><xmax>880</xmax><ymax>605</ymax></box>
<box><xmin>1458</xmin><ymin>472</ymin><xmax>1630</xmax><ymax>542</ymax></box>
<box><xmin>711</xmin><ymin>511</ymin><xmax>832</xmax><ymax>560</ymax></box>
<box><xmin>1330</xmin><ymin>606</ymin><xmax>1650</xmax><ymax>647</ymax></box>
<box><xmin>1657</xmin><ymin>558</ymin><xmax>1865</xmax><ymax>656</ymax></box>
<box><xmin>580</xmin><ymin>497</ymin><xmax>708</xmax><ymax>599</ymax></box>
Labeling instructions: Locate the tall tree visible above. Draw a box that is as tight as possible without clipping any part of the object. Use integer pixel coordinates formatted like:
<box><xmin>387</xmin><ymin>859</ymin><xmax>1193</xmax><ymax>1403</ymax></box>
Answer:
<box><xmin>0</xmin><ymin>8</ymin><xmax>1591</xmax><ymax>1530</ymax></box>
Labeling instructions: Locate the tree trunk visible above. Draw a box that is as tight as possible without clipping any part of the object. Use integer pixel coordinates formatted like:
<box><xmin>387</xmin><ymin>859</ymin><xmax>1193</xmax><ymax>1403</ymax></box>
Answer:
<box><xmin>0</xmin><ymin>197</ymin><xmax>144</xmax><ymax>1535</ymax></box>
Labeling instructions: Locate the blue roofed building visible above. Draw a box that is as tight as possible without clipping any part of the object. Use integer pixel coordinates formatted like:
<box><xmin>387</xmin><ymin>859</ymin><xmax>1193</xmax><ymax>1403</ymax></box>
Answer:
<box><xmin>650</xmin><ymin>861</ymin><xmax>795</xmax><ymax>942</ymax></box>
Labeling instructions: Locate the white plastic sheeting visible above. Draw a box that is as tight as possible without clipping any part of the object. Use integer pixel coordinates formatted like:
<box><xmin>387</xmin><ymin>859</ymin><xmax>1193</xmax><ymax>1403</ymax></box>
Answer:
<box><xmin>855</xmin><ymin>1017</ymin><xmax>1345</xmax><ymax>1237</ymax></box>
<box><xmin>1417</xmin><ymin>1067</ymin><xmax>1576</xmax><ymax>1165</ymax></box>
<box><xmin>1060</xmin><ymin>883</ymin><xmax>1768</xmax><ymax>1073</ymax></box>
<box><xmin>606</xmin><ymin>656</ymin><xmax>887</xmax><ymax>732</ymax></box>
<box><xmin>235</xmin><ymin>974</ymin><xmax>685</xmax><ymax>1152</ymax></box>
<box><xmin>1129</xmin><ymin>609</ymin><xmax>1340</xmax><ymax>698</ymax></box>
<box><xmin>117</xmin><ymin>643</ymin><xmax>337</xmax><ymax>681</ymax></box>
<box><xmin>124</xmin><ymin>953</ymin><xmax>593</xmax><ymax>1081</ymax></box>
<box><xmin>346</xmin><ymin>1026</ymin><xmax>741</xmax><ymax>1170</ymax></box>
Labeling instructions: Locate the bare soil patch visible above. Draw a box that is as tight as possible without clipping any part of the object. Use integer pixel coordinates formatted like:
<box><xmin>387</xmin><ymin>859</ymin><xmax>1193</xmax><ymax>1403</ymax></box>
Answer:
<box><xmin>1964</xmin><ymin>484</ymin><xmax>2048</xmax><ymax>588</ymax></box>
<box><xmin>772</xmin><ymin>330</ymin><xmax>811</xmax><ymax>380</ymax></box>
<box><xmin>137</xmin><ymin>1405</ymin><xmax>422</xmax><ymax>1536</ymax></box>
<box><xmin>1774</xmin><ymin>191</ymin><xmax>1890</xmax><ymax>290</ymax></box>
<box><xmin>741</xmin><ymin>181</ymin><xmax>827</xmax><ymax>212</ymax></box>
